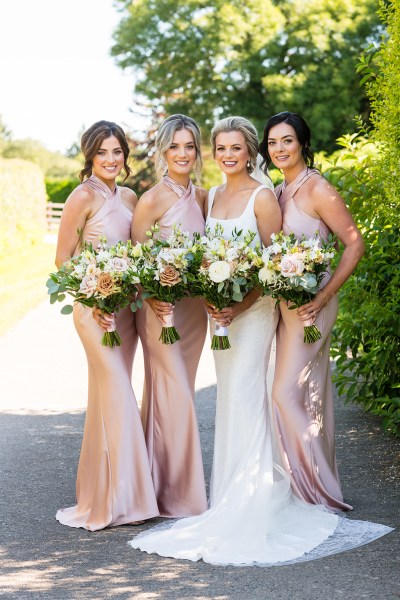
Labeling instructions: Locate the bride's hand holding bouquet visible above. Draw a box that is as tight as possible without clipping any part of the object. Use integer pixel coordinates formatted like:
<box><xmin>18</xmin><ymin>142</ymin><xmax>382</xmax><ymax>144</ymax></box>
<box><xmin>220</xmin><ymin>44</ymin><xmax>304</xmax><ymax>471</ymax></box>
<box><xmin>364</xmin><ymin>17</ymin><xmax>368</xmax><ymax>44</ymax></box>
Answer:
<box><xmin>257</xmin><ymin>231</ymin><xmax>336</xmax><ymax>343</ymax></box>
<box><xmin>46</xmin><ymin>238</ymin><xmax>142</xmax><ymax>347</ymax></box>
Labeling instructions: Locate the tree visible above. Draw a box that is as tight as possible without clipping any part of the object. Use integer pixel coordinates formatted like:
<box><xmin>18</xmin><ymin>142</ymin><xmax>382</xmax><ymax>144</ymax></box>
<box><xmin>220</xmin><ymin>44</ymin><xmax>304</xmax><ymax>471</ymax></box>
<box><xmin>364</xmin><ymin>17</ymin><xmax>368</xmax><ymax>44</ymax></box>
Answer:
<box><xmin>111</xmin><ymin>0</ymin><xmax>381</xmax><ymax>151</ymax></box>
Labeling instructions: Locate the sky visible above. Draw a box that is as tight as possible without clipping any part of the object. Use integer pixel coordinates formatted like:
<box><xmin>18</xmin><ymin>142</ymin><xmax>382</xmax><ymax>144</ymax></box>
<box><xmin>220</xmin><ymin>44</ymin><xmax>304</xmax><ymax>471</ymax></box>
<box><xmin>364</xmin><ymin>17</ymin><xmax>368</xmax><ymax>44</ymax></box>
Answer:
<box><xmin>1</xmin><ymin>0</ymin><xmax>145</xmax><ymax>153</ymax></box>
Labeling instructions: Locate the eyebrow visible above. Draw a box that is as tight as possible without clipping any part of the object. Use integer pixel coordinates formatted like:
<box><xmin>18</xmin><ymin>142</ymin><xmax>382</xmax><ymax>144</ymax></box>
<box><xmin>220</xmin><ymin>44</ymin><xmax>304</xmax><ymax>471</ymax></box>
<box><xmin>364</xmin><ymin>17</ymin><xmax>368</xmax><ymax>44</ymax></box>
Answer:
<box><xmin>98</xmin><ymin>145</ymin><xmax>122</xmax><ymax>150</ymax></box>
<box><xmin>267</xmin><ymin>135</ymin><xmax>293</xmax><ymax>141</ymax></box>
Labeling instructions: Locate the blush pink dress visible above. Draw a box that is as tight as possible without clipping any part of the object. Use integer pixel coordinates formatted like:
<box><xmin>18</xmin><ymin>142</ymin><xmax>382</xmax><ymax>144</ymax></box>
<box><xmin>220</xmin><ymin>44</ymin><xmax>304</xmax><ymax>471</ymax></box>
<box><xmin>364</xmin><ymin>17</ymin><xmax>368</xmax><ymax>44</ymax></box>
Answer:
<box><xmin>273</xmin><ymin>168</ymin><xmax>352</xmax><ymax>511</ymax></box>
<box><xmin>135</xmin><ymin>177</ymin><xmax>208</xmax><ymax>518</ymax></box>
<box><xmin>56</xmin><ymin>174</ymin><xmax>159</xmax><ymax>531</ymax></box>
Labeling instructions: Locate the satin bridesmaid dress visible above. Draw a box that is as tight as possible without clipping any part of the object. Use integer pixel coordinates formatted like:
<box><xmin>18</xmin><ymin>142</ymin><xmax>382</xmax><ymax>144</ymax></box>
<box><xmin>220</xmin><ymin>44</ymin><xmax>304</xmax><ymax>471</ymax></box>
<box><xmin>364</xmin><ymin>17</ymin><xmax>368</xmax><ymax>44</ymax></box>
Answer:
<box><xmin>56</xmin><ymin>175</ymin><xmax>159</xmax><ymax>531</ymax></box>
<box><xmin>135</xmin><ymin>176</ymin><xmax>208</xmax><ymax>518</ymax></box>
<box><xmin>273</xmin><ymin>168</ymin><xmax>352</xmax><ymax>512</ymax></box>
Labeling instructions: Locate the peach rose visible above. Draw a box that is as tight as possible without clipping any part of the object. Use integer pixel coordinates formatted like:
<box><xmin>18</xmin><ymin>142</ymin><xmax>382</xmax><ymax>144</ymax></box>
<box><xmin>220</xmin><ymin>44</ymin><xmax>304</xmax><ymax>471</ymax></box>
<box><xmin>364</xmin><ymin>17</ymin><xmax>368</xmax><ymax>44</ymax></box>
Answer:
<box><xmin>159</xmin><ymin>266</ymin><xmax>182</xmax><ymax>286</ymax></box>
<box><xmin>96</xmin><ymin>272</ymin><xmax>115</xmax><ymax>296</ymax></box>
<box><xmin>280</xmin><ymin>255</ymin><xmax>304</xmax><ymax>277</ymax></box>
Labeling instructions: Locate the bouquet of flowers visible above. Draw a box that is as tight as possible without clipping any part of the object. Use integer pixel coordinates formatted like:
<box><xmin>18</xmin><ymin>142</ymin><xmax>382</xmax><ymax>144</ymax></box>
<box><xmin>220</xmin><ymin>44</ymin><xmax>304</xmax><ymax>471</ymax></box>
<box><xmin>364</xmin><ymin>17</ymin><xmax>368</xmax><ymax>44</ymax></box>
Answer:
<box><xmin>46</xmin><ymin>238</ymin><xmax>142</xmax><ymax>347</ymax></box>
<box><xmin>137</xmin><ymin>224</ymin><xmax>202</xmax><ymax>344</ymax></box>
<box><xmin>191</xmin><ymin>224</ymin><xmax>259</xmax><ymax>350</ymax></box>
<box><xmin>257</xmin><ymin>231</ymin><xmax>336</xmax><ymax>343</ymax></box>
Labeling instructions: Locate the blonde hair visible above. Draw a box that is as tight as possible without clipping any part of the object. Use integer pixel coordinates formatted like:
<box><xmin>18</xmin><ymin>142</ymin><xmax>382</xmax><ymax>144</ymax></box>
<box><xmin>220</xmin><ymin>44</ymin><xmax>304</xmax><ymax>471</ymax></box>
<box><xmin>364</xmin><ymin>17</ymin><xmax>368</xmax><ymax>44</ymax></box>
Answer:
<box><xmin>154</xmin><ymin>114</ymin><xmax>203</xmax><ymax>182</ymax></box>
<box><xmin>211</xmin><ymin>116</ymin><xmax>259</xmax><ymax>173</ymax></box>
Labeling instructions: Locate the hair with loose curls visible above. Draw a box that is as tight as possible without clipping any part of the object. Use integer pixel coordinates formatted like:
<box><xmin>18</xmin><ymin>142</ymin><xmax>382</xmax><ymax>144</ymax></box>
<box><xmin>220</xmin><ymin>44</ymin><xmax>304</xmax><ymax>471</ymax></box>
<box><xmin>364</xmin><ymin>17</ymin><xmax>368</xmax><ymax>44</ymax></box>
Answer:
<box><xmin>154</xmin><ymin>114</ymin><xmax>203</xmax><ymax>182</ymax></box>
<box><xmin>258</xmin><ymin>111</ymin><xmax>314</xmax><ymax>174</ymax></box>
<box><xmin>210</xmin><ymin>116</ymin><xmax>259</xmax><ymax>173</ymax></box>
<box><xmin>79</xmin><ymin>120</ymin><xmax>131</xmax><ymax>182</ymax></box>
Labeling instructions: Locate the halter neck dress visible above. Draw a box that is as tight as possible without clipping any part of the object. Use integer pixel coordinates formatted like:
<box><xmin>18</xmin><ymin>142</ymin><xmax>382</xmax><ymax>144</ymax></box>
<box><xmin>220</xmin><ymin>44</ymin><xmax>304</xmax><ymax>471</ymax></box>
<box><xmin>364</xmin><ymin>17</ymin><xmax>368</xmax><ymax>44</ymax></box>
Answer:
<box><xmin>56</xmin><ymin>175</ymin><xmax>159</xmax><ymax>531</ymax></box>
<box><xmin>135</xmin><ymin>176</ymin><xmax>208</xmax><ymax>517</ymax></box>
<box><xmin>273</xmin><ymin>168</ymin><xmax>351</xmax><ymax>511</ymax></box>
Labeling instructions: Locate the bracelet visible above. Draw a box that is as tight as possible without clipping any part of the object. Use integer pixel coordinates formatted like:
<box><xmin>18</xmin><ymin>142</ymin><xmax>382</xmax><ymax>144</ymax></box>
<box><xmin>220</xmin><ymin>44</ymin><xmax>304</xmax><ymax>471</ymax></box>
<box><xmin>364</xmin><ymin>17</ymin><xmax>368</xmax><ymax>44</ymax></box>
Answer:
<box><xmin>320</xmin><ymin>288</ymin><xmax>330</xmax><ymax>306</ymax></box>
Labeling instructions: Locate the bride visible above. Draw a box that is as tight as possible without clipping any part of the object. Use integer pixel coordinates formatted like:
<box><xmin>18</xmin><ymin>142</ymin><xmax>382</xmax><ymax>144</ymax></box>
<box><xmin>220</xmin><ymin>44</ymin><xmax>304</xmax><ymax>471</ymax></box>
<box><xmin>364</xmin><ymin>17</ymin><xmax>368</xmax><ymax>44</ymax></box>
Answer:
<box><xmin>129</xmin><ymin>116</ymin><xmax>392</xmax><ymax>566</ymax></box>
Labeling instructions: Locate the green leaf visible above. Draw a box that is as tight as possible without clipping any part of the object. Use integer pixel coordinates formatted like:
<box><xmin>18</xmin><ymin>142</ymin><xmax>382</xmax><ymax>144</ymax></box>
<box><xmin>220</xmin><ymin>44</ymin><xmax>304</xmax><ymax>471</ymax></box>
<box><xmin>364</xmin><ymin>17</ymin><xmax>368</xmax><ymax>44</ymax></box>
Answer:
<box><xmin>61</xmin><ymin>304</ymin><xmax>73</xmax><ymax>315</ymax></box>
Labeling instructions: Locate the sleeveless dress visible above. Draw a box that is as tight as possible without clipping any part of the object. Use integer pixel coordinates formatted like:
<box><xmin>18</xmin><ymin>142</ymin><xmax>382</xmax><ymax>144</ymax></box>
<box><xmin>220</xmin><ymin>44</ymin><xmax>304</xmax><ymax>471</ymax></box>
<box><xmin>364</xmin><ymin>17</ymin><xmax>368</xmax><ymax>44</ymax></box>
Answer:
<box><xmin>273</xmin><ymin>168</ymin><xmax>351</xmax><ymax>511</ymax></box>
<box><xmin>56</xmin><ymin>175</ymin><xmax>159</xmax><ymax>531</ymax></box>
<box><xmin>135</xmin><ymin>177</ymin><xmax>208</xmax><ymax>518</ymax></box>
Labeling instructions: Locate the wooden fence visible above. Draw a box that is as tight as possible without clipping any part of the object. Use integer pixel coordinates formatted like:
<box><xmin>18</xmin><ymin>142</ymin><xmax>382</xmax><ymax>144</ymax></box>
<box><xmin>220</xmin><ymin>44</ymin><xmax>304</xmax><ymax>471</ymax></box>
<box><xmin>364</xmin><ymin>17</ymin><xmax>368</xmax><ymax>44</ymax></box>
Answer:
<box><xmin>46</xmin><ymin>202</ymin><xmax>64</xmax><ymax>229</ymax></box>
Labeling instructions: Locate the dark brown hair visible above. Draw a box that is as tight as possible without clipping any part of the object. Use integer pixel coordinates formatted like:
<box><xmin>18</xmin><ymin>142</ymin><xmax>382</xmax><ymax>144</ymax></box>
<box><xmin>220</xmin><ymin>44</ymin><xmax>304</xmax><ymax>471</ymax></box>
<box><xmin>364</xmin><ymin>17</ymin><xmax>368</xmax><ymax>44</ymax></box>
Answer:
<box><xmin>259</xmin><ymin>112</ymin><xmax>314</xmax><ymax>173</ymax></box>
<box><xmin>79</xmin><ymin>120</ymin><xmax>131</xmax><ymax>182</ymax></box>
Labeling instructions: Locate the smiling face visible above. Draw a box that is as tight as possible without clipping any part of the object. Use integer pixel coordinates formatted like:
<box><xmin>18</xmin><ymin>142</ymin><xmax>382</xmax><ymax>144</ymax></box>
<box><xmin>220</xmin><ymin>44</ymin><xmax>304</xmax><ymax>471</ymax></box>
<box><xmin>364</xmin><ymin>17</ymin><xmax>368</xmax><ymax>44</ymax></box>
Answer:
<box><xmin>91</xmin><ymin>135</ymin><xmax>125</xmax><ymax>185</ymax></box>
<box><xmin>165</xmin><ymin>128</ymin><xmax>197</xmax><ymax>179</ymax></box>
<box><xmin>214</xmin><ymin>130</ymin><xmax>250</xmax><ymax>176</ymax></box>
<box><xmin>267</xmin><ymin>122</ymin><xmax>305</xmax><ymax>173</ymax></box>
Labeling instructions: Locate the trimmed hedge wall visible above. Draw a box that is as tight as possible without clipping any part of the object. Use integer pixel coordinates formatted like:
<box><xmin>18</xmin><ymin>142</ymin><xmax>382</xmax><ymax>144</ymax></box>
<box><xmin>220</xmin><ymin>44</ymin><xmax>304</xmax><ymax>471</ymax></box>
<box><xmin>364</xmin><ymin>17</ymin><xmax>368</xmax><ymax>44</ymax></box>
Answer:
<box><xmin>46</xmin><ymin>178</ymin><xmax>80</xmax><ymax>204</ymax></box>
<box><xmin>0</xmin><ymin>158</ymin><xmax>47</xmax><ymax>252</ymax></box>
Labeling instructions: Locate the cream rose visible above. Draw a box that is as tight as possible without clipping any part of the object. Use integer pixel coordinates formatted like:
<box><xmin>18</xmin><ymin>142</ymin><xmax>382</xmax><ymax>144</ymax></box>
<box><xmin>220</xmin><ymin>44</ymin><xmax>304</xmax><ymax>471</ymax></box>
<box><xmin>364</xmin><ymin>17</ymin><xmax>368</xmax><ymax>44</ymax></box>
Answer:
<box><xmin>159</xmin><ymin>266</ymin><xmax>182</xmax><ymax>286</ymax></box>
<box><xmin>96</xmin><ymin>272</ymin><xmax>116</xmax><ymax>296</ymax></box>
<box><xmin>208</xmin><ymin>260</ymin><xmax>231</xmax><ymax>283</ymax></box>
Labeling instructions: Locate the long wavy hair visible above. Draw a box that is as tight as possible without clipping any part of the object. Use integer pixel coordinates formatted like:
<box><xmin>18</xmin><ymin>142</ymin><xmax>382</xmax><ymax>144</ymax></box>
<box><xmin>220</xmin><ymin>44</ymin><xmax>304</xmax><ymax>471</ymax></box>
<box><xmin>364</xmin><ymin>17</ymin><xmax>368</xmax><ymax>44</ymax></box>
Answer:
<box><xmin>154</xmin><ymin>114</ymin><xmax>203</xmax><ymax>182</ymax></box>
<box><xmin>210</xmin><ymin>116</ymin><xmax>259</xmax><ymax>174</ymax></box>
<box><xmin>79</xmin><ymin>120</ymin><xmax>131</xmax><ymax>182</ymax></box>
<box><xmin>258</xmin><ymin>112</ymin><xmax>314</xmax><ymax>173</ymax></box>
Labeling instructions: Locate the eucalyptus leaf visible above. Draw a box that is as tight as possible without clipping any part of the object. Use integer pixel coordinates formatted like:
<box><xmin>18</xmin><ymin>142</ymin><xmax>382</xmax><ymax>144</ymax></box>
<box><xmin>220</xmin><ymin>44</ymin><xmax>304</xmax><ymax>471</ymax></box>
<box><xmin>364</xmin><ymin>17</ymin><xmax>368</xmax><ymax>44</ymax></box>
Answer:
<box><xmin>61</xmin><ymin>304</ymin><xmax>74</xmax><ymax>315</ymax></box>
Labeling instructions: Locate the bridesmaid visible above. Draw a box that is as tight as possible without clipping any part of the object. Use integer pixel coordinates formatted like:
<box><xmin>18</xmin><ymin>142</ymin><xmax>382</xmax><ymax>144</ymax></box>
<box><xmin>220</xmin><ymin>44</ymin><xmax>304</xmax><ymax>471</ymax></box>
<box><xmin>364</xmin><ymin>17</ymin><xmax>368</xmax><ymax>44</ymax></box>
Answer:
<box><xmin>131</xmin><ymin>114</ymin><xmax>208</xmax><ymax>517</ymax></box>
<box><xmin>55</xmin><ymin>120</ymin><xmax>159</xmax><ymax>530</ymax></box>
<box><xmin>259</xmin><ymin>111</ymin><xmax>365</xmax><ymax>512</ymax></box>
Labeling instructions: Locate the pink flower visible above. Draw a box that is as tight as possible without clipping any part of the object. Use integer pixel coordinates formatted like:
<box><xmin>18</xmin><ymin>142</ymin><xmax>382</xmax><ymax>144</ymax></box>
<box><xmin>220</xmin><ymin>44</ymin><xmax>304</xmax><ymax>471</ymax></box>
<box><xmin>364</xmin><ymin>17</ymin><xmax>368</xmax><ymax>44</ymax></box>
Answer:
<box><xmin>280</xmin><ymin>255</ymin><xmax>305</xmax><ymax>277</ymax></box>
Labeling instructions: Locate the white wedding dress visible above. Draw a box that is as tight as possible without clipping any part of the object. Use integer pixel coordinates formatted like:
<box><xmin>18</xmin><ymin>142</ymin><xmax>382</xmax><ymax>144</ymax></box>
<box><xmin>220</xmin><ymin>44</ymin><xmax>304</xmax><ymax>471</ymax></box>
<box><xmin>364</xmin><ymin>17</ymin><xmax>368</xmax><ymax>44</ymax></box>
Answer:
<box><xmin>129</xmin><ymin>185</ymin><xmax>393</xmax><ymax>566</ymax></box>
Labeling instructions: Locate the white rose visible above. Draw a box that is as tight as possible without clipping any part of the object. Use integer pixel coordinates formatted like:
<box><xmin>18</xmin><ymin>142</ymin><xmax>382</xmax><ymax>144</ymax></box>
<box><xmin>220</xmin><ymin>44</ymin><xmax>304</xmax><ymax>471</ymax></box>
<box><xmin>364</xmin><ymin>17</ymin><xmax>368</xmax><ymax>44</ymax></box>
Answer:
<box><xmin>208</xmin><ymin>261</ymin><xmax>231</xmax><ymax>283</ymax></box>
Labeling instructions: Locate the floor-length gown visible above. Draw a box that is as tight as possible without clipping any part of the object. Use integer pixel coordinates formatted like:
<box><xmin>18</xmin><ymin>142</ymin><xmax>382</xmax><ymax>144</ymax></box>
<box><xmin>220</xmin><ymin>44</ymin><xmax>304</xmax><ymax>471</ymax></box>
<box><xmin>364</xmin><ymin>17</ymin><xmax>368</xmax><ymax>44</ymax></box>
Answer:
<box><xmin>56</xmin><ymin>175</ymin><xmax>159</xmax><ymax>531</ymax></box>
<box><xmin>129</xmin><ymin>185</ymin><xmax>392</xmax><ymax>565</ymax></box>
<box><xmin>273</xmin><ymin>168</ymin><xmax>351</xmax><ymax>511</ymax></box>
<box><xmin>135</xmin><ymin>176</ymin><xmax>208</xmax><ymax>518</ymax></box>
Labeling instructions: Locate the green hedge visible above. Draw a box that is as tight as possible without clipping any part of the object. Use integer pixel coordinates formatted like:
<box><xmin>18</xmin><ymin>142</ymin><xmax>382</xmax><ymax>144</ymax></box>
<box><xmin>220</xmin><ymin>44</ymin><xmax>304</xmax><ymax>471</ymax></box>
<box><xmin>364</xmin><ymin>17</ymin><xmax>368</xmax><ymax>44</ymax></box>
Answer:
<box><xmin>0</xmin><ymin>158</ymin><xmax>47</xmax><ymax>253</ymax></box>
<box><xmin>46</xmin><ymin>178</ymin><xmax>80</xmax><ymax>204</ymax></box>
<box><xmin>325</xmin><ymin>0</ymin><xmax>400</xmax><ymax>436</ymax></box>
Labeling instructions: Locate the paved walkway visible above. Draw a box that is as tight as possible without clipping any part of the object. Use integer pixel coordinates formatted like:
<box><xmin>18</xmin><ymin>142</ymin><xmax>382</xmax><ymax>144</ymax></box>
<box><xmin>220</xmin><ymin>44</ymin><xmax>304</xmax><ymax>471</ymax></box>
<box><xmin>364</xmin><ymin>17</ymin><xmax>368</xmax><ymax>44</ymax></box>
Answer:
<box><xmin>0</xmin><ymin>298</ymin><xmax>398</xmax><ymax>599</ymax></box>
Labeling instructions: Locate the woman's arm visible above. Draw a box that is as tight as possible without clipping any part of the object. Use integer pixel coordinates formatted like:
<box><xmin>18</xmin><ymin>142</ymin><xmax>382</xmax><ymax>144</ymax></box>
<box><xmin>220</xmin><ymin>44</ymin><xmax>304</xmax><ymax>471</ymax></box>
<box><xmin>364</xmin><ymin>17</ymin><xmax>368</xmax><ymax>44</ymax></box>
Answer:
<box><xmin>55</xmin><ymin>187</ymin><xmax>93</xmax><ymax>268</ymax></box>
<box><xmin>297</xmin><ymin>177</ymin><xmax>365</xmax><ymax>321</ymax></box>
<box><xmin>254</xmin><ymin>188</ymin><xmax>282</xmax><ymax>246</ymax></box>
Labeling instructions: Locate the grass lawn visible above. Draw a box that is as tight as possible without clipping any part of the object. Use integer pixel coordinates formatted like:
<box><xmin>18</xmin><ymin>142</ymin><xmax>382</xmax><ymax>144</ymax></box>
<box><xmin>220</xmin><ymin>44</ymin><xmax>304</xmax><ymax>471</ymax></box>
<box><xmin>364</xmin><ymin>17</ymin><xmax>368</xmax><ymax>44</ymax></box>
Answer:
<box><xmin>0</xmin><ymin>234</ymin><xmax>56</xmax><ymax>335</ymax></box>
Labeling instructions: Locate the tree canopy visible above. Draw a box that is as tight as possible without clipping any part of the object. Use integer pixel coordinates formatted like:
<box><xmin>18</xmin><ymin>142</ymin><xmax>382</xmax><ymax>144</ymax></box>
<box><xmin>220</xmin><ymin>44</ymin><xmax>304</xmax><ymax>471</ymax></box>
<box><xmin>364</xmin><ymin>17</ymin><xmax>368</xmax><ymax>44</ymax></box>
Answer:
<box><xmin>111</xmin><ymin>0</ymin><xmax>382</xmax><ymax>151</ymax></box>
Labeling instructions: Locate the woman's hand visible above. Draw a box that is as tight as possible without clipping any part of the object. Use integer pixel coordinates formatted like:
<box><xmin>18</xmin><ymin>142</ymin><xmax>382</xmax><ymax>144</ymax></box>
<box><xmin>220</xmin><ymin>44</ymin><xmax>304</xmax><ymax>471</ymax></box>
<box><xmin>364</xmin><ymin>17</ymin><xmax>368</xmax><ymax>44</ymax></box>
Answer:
<box><xmin>206</xmin><ymin>303</ymin><xmax>241</xmax><ymax>327</ymax></box>
<box><xmin>296</xmin><ymin>291</ymin><xmax>328</xmax><ymax>323</ymax></box>
<box><xmin>146</xmin><ymin>297</ymin><xmax>174</xmax><ymax>325</ymax></box>
<box><xmin>92</xmin><ymin>307</ymin><xmax>115</xmax><ymax>331</ymax></box>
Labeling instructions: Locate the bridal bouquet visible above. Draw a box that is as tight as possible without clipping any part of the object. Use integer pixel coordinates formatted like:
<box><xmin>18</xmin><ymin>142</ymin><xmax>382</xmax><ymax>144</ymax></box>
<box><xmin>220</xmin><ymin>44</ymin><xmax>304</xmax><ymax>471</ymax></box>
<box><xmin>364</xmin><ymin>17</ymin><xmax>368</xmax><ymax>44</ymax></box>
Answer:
<box><xmin>46</xmin><ymin>239</ymin><xmax>142</xmax><ymax>347</ymax></box>
<box><xmin>257</xmin><ymin>232</ymin><xmax>335</xmax><ymax>343</ymax></box>
<box><xmin>137</xmin><ymin>224</ymin><xmax>202</xmax><ymax>344</ymax></box>
<box><xmin>191</xmin><ymin>224</ymin><xmax>259</xmax><ymax>350</ymax></box>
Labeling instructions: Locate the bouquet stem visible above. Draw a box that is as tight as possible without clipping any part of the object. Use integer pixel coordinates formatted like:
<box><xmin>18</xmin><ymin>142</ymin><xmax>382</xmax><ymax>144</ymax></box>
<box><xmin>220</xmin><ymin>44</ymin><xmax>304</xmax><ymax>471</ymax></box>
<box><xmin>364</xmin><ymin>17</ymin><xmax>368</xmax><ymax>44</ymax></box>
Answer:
<box><xmin>101</xmin><ymin>330</ymin><xmax>122</xmax><ymax>347</ymax></box>
<box><xmin>211</xmin><ymin>323</ymin><xmax>231</xmax><ymax>351</ymax></box>
<box><xmin>159</xmin><ymin>312</ymin><xmax>180</xmax><ymax>345</ymax></box>
<box><xmin>303</xmin><ymin>324</ymin><xmax>322</xmax><ymax>344</ymax></box>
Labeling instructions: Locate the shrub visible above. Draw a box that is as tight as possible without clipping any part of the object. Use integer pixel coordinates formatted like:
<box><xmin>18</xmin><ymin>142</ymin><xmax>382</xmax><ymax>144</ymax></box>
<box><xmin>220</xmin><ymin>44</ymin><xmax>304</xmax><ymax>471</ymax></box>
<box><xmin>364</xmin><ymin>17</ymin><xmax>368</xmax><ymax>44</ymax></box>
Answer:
<box><xmin>324</xmin><ymin>0</ymin><xmax>400</xmax><ymax>436</ymax></box>
<box><xmin>46</xmin><ymin>178</ymin><xmax>80</xmax><ymax>204</ymax></box>
<box><xmin>0</xmin><ymin>158</ymin><xmax>47</xmax><ymax>254</ymax></box>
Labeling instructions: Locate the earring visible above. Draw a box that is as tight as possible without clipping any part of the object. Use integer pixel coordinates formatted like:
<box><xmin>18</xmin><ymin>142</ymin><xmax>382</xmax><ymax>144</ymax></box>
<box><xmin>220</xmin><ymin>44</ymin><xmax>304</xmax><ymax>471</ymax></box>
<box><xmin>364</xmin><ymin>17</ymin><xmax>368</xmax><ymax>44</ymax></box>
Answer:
<box><xmin>247</xmin><ymin>160</ymin><xmax>251</xmax><ymax>168</ymax></box>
